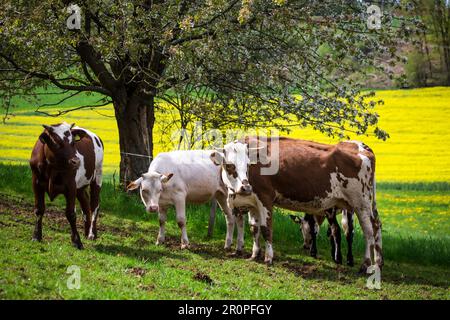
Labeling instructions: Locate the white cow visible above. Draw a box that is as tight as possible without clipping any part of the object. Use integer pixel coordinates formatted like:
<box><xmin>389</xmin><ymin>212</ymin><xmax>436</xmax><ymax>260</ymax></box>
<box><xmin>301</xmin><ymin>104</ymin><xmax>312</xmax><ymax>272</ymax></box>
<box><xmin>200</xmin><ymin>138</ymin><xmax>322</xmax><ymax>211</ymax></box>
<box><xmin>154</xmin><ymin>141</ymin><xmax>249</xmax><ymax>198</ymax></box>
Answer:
<box><xmin>127</xmin><ymin>150</ymin><xmax>245</xmax><ymax>251</ymax></box>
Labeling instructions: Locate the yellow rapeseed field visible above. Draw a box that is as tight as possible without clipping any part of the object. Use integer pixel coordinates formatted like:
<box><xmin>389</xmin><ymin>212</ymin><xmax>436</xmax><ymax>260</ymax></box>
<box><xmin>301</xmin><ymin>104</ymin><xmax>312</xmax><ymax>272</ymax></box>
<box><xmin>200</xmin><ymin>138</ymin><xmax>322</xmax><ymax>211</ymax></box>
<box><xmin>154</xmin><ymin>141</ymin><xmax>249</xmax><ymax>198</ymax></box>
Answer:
<box><xmin>0</xmin><ymin>87</ymin><xmax>449</xmax><ymax>182</ymax></box>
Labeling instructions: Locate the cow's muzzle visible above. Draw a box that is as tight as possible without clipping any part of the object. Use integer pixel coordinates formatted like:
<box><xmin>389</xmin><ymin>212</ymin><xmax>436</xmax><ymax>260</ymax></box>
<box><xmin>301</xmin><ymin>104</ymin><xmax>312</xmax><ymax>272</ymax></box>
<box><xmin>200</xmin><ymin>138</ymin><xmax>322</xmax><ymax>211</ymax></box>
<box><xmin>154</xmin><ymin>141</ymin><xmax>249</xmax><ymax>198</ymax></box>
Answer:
<box><xmin>147</xmin><ymin>205</ymin><xmax>159</xmax><ymax>213</ymax></box>
<box><xmin>237</xmin><ymin>180</ymin><xmax>252</xmax><ymax>196</ymax></box>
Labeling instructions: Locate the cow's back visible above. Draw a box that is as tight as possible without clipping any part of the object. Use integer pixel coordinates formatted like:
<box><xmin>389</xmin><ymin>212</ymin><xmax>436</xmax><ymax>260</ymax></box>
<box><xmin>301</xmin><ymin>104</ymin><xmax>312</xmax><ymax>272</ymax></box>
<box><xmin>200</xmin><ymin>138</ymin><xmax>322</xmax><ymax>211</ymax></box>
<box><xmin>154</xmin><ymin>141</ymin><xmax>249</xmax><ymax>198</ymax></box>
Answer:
<box><xmin>250</xmin><ymin>137</ymin><xmax>373</xmax><ymax>209</ymax></box>
<box><xmin>29</xmin><ymin>139</ymin><xmax>47</xmax><ymax>183</ymax></box>
<box><xmin>150</xmin><ymin>150</ymin><xmax>224</xmax><ymax>203</ymax></box>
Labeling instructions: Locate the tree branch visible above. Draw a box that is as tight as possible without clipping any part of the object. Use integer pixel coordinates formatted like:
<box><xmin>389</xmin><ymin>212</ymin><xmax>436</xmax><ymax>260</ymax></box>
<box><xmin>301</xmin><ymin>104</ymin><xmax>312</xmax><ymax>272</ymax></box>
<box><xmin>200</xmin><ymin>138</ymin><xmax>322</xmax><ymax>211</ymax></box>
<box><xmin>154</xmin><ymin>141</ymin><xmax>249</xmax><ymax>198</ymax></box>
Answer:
<box><xmin>0</xmin><ymin>51</ymin><xmax>112</xmax><ymax>96</ymax></box>
<box><xmin>35</xmin><ymin>100</ymin><xmax>112</xmax><ymax>117</ymax></box>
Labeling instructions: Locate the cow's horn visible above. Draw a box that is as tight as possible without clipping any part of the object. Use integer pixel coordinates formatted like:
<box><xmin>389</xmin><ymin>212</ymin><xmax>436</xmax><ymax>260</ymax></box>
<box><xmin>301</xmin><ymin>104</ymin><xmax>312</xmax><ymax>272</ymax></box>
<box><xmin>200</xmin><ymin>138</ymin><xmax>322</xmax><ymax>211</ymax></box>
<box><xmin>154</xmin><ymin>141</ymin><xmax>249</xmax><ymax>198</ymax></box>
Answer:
<box><xmin>248</xmin><ymin>145</ymin><xmax>265</xmax><ymax>151</ymax></box>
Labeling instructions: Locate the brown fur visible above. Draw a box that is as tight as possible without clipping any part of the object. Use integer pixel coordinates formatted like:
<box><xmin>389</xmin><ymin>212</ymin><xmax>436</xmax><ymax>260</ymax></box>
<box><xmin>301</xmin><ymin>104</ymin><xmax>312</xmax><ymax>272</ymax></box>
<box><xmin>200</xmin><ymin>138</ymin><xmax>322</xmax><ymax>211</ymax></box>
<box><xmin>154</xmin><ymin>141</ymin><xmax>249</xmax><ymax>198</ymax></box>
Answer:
<box><xmin>238</xmin><ymin>137</ymin><xmax>378</xmax><ymax>269</ymax></box>
<box><xmin>29</xmin><ymin>125</ymin><xmax>102</xmax><ymax>249</ymax></box>
<box><xmin>244</xmin><ymin>137</ymin><xmax>366</xmax><ymax>208</ymax></box>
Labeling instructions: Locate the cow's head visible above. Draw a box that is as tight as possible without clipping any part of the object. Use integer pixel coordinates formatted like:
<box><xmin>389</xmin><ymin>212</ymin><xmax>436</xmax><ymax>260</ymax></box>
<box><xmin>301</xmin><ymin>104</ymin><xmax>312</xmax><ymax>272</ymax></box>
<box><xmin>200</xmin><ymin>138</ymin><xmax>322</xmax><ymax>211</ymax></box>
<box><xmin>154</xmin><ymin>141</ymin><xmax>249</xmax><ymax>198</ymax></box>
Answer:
<box><xmin>290</xmin><ymin>215</ymin><xmax>319</xmax><ymax>250</ymax></box>
<box><xmin>210</xmin><ymin>141</ymin><xmax>263</xmax><ymax>196</ymax></box>
<box><xmin>126</xmin><ymin>171</ymin><xmax>174</xmax><ymax>213</ymax></box>
<box><xmin>39</xmin><ymin>122</ymin><xmax>82</xmax><ymax>170</ymax></box>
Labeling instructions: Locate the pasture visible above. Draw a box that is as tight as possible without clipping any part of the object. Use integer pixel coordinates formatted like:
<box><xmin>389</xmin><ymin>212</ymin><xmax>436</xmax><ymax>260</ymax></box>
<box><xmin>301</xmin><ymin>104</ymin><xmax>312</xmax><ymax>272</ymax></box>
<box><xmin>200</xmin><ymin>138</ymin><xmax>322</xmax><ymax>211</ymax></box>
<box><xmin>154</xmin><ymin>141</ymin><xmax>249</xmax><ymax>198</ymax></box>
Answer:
<box><xmin>0</xmin><ymin>87</ymin><xmax>449</xmax><ymax>299</ymax></box>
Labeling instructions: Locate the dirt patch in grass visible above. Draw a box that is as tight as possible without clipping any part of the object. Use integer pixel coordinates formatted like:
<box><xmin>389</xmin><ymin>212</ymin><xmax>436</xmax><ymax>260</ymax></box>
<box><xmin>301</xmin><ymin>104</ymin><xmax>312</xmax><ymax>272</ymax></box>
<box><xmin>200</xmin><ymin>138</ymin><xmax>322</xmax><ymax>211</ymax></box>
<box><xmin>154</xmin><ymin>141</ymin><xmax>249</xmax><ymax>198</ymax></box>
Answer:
<box><xmin>127</xmin><ymin>267</ymin><xmax>147</xmax><ymax>277</ymax></box>
<box><xmin>193</xmin><ymin>272</ymin><xmax>214</xmax><ymax>285</ymax></box>
<box><xmin>281</xmin><ymin>261</ymin><xmax>319</xmax><ymax>278</ymax></box>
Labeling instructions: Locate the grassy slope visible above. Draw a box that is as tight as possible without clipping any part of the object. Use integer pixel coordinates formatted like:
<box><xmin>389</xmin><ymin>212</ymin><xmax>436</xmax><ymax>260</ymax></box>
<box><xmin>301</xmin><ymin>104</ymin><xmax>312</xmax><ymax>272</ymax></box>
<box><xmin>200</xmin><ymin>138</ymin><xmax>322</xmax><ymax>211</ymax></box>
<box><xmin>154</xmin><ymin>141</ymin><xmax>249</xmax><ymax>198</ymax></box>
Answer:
<box><xmin>0</xmin><ymin>165</ymin><xmax>448</xmax><ymax>300</ymax></box>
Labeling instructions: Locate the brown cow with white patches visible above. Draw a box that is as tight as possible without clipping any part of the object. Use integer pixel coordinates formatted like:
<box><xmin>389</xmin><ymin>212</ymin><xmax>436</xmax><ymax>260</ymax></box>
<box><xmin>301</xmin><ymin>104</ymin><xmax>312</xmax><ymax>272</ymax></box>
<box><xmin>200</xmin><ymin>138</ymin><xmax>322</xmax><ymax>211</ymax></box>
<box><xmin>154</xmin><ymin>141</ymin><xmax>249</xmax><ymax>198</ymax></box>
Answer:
<box><xmin>29</xmin><ymin>122</ymin><xmax>103</xmax><ymax>249</ymax></box>
<box><xmin>210</xmin><ymin>137</ymin><xmax>382</xmax><ymax>272</ymax></box>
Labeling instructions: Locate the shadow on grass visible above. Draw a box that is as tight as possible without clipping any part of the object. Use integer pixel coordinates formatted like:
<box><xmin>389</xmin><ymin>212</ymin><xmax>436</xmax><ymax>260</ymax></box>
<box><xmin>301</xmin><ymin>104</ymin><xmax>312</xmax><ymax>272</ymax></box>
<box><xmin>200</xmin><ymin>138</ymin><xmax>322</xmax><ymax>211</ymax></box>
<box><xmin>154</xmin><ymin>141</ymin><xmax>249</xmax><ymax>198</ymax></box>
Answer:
<box><xmin>94</xmin><ymin>243</ymin><xmax>187</xmax><ymax>263</ymax></box>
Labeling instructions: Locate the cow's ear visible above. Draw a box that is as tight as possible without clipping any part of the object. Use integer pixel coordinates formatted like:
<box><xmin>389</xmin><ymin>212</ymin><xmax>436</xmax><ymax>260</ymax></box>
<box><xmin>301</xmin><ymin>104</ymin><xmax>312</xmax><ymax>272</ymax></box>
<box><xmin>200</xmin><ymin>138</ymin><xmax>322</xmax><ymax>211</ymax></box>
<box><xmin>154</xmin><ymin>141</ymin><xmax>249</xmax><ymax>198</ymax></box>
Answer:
<box><xmin>39</xmin><ymin>132</ymin><xmax>50</xmax><ymax>145</ymax></box>
<box><xmin>42</xmin><ymin>124</ymin><xmax>53</xmax><ymax>132</ymax></box>
<box><xmin>210</xmin><ymin>151</ymin><xmax>225</xmax><ymax>166</ymax></box>
<box><xmin>161</xmin><ymin>173</ymin><xmax>173</xmax><ymax>183</ymax></box>
<box><xmin>71</xmin><ymin>128</ymin><xmax>87</xmax><ymax>142</ymax></box>
<box><xmin>126</xmin><ymin>177</ymin><xmax>143</xmax><ymax>191</ymax></box>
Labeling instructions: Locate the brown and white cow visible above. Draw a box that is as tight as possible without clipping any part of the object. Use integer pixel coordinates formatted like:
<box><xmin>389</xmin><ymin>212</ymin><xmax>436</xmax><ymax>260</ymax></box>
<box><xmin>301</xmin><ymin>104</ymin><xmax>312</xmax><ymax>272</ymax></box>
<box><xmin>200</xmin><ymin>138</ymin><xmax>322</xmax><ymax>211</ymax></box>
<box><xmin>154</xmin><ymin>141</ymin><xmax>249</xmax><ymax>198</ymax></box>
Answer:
<box><xmin>290</xmin><ymin>209</ymin><xmax>355</xmax><ymax>266</ymax></box>
<box><xmin>210</xmin><ymin>137</ymin><xmax>382</xmax><ymax>272</ymax></box>
<box><xmin>29</xmin><ymin>122</ymin><xmax>103</xmax><ymax>249</ymax></box>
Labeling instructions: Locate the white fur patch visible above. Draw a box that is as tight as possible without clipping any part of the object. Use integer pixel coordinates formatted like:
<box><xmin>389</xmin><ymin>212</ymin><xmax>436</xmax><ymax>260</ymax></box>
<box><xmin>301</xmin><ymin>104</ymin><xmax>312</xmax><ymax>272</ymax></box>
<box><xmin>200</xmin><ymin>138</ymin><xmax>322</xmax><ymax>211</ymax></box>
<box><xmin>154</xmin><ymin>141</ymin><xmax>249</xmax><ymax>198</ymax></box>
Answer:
<box><xmin>51</xmin><ymin>122</ymin><xmax>72</xmax><ymax>143</ymax></box>
<box><xmin>75</xmin><ymin>151</ymin><xmax>89</xmax><ymax>189</ymax></box>
<box><xmin>74</xmin><ymin>126</ymin><xmax>103</xmax><ymax>187</ymax></box>
<box><xmin>73</xmin><ymin>127</ymin><xmax>104</xmax><ymax>189</ymax></box>
<box><xmin>265</xmin><ymin>242</ymin><xmax>273</xmax><ymax>260</ymax></box>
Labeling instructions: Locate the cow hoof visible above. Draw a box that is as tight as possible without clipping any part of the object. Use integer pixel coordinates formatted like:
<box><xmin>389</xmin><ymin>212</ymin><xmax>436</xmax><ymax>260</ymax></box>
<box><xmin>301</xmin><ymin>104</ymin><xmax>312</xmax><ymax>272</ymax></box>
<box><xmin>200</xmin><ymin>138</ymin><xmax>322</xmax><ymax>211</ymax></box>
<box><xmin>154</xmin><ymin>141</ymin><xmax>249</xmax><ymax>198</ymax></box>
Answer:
<box><xmin>347</xmin><ymin>260</ymin><xmax>354</xmax><ymax>267</ymax></box>
<box><xmin>155</xmin><ymin>240</ymin><xmax>165</xmax><ymax>246</ymax></box>
<box><xmin>229</xmin><ymin>250</ymin><xmax>243</xmax><ymax>257</ymax></box>
<box><xmin>87</xmin><ymin>234</ymin><xmax>96</xmax><ymax>241</ymax></box>
<box><xmin>224</xmin><ymin>246</ymin><xmax>233</xmax><ymax>252</ymax></box>
<box><xmin>181</xmin><ymin>243</ymin><xmax>190</xmax><ymax>250</ymax></box>
<box><xmin>247</xmin><ymin>255</ymin><xmax>258</xmax><ymax>262</ymax></box>
<box><xmin>32</xmin><ymin>237</ymin><xmax>42</xmax><ymax>242</ymax></box>
<box><xmin>234</xmin><ymin>250</ymin><xmax>243</xmax><ymax>257</ymax></box>
<box><xmin>358</xmin><ymin>264</ymin><xmax>370</xmax><ymax>274</ymax></box>
<box><xmin>73</xmin><ymin>242</ymin><xmax>84</xmax><ymax>250</ymax></box>
<box><xmin>264</xmin><ymin>258</ymin><xmax>273</xmax><ymax>266</ymax></box>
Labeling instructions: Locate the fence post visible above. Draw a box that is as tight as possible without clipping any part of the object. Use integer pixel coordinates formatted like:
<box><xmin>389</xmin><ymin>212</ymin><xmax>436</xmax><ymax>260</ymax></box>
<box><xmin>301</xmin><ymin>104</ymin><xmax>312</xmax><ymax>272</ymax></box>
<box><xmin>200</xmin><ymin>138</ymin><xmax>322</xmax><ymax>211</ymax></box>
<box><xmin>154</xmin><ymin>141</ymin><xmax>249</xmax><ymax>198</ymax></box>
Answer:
<box><xmin>207</xmin><ymin>198</ymin><xmax>217</xmax><ymax>238</ymax></box>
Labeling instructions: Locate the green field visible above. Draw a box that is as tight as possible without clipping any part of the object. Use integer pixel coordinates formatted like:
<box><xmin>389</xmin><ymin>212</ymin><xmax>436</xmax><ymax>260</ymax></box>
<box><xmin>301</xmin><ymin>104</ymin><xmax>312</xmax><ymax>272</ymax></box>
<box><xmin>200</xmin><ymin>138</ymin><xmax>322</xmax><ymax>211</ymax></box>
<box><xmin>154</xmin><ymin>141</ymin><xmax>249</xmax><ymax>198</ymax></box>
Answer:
<box><xmin>0</xmin><ymin>87</ymin><xmax>449</xmax><ymax>299</ymax></box>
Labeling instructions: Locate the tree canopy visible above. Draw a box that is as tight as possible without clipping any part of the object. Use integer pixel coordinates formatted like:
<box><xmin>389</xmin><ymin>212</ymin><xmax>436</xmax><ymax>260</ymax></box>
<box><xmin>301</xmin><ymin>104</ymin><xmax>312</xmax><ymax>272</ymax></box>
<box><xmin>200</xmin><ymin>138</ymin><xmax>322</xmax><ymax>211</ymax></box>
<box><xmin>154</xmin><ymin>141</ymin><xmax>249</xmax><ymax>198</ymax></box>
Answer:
<box><xmin>0</xmin><ymin>0</ymin><xmax>419</xmax><ymax>181</ymax></box>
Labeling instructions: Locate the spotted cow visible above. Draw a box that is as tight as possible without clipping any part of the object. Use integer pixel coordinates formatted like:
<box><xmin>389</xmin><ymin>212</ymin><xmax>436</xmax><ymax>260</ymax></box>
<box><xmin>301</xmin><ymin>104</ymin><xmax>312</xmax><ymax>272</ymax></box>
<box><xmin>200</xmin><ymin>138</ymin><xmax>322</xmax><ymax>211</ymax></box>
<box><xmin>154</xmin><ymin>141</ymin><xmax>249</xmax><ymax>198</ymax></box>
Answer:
<box><xmin>29</xmin><ymin>122</ymin><xmax>103</xmax><ymax>249</ymax></box>
<box><xmin>210</xmin><ymin>137</ymin><xmax>382</xmax><ymax>272</ymax></box>
<box><xmin>290</xmin><ymin>209</ymin><xmax>355</xmax><ymax>266</ymax></box>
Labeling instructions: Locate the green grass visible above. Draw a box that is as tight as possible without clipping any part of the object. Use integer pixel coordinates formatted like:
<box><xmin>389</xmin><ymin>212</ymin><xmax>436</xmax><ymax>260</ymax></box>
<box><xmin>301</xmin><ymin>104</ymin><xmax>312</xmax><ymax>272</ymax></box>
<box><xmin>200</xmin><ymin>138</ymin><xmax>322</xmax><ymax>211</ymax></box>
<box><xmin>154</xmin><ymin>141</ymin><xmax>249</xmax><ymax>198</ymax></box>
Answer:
<box><xmin>0</xmin><ymin>164</ymin><xmax>448</xmax><ymax>299</ymax></box>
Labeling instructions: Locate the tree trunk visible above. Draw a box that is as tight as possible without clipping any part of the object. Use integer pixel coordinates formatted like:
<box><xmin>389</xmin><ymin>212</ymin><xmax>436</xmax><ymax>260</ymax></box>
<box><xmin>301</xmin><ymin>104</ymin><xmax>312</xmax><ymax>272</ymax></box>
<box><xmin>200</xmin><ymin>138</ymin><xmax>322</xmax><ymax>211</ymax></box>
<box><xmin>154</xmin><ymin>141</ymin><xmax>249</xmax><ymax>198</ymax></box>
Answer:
<box><xmin>114</xmin><ymin>94</ymin><xmax>155</xmax><ymax>187</ymax></box>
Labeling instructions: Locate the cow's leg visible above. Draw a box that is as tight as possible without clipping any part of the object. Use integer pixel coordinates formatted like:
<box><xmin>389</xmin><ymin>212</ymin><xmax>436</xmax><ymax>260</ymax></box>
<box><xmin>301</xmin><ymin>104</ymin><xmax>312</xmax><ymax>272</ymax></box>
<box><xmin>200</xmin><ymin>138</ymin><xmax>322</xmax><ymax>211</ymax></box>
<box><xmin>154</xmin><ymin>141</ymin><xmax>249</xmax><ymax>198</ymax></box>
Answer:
<box><xmin>248</xmin><ymin>209</ymin><xmax>261</xmax><ymax>260</ymax></box>
<box><xmin>156</xmin><ymin>207</ymin><xmax>167</xmax><ymax>245</ymax></box>
<box><xmin>355</xmin><ymin>207</ymin><xmax>377</xmax><ymax>273</ymax></box>
<box><xmin>76</xmin><ymin>187</ymin><xmax>91</xmax><ymax>238</ymax></box>
<box><xmin>260</xmin><ymin>213</ymin><xmax>274</xmax><ymax>265</ymax></box>
<box><xmin>32</xmin><ymin>178</ymin><xmax>45</xmax><ymax>242</ymax></box>
<box><xmin>235</xmin><ymin>210</ymin><xmax>245</xmax><ymax>255</ymax></box>
<box><xmin>64</xmin><ymin>192</ymin><xmax>83</xmax><ymax>249</ymax></box>
<box><xmin>371</xmin><ymin>203</ymin><xmax>383</xmax><ymax>269</ymax></box>
<box><xmin>342</xmin><ymin>209</ymin><xmax>355</xmax><ymax>266</ymax></box>
<box><xmin>88</xmin><ymin>181</ymin><xmax>101</xmax><ymax>240</ymax></box>
<box><xmin>326</xmin><ymin>209</ymin><xmax>342</xmax><ymax>264</ymax></box>
<box><xmin>174</xmin><ymin>197</ymin><xmax>189</xmax><ymax>249</ymax></box>
<box><xmin>215</xmin><ymin>195</ymin><xmax>235</xmax><ymax>251</ymax></box>
<box><xmin>305</xmin><ymin>214</ymin><xmax>318</xmax><ymax>258</ymax></box>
